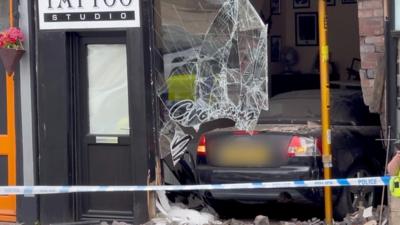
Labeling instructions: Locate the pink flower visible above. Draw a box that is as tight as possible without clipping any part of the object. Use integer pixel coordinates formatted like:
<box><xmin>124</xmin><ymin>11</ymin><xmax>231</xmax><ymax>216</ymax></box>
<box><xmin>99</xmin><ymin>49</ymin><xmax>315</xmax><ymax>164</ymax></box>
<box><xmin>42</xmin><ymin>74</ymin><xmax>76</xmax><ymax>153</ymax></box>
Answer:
<box><xmin>8</xmin><ymin>27</ymin><xmax>24</xmax><ymax>42</ymax></box>
<box><xmin>0</xmin><ymin>33</ymin><xmax>4</xmax><ymax>47</ymax></box>
<box><xmin>0</xmin><ymin>27</ymin><xmax>24</xmax><ymax>49</ymax></box>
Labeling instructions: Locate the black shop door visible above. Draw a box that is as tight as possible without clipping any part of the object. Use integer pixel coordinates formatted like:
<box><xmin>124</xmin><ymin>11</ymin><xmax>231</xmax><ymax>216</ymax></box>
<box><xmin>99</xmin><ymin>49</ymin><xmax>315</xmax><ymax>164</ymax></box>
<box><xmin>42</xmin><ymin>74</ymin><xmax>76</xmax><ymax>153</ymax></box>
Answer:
<box><xmin>75</xmin><ymin>36</ymin><xmax>134</xmax><ymax>222</ymax></box>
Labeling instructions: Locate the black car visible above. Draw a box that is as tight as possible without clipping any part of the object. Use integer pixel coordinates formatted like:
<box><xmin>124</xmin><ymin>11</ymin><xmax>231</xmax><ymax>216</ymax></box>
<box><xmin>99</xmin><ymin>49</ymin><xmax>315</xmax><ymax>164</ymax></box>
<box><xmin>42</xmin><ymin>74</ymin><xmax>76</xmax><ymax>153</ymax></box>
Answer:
<box><xmin>194</xmin><ymin>89</ymin><xmax>384</xmax><ymax>218</ymax></box>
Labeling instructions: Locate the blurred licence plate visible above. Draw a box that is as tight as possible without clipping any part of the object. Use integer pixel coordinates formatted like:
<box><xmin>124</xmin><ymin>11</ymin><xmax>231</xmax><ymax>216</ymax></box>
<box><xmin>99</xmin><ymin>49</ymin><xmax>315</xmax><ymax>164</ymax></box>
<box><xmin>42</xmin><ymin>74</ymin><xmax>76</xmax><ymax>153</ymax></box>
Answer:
<box><xmin>219</xmin><ymin>144</ymin><xmax>269</xmax><ymax>166</ymax></box>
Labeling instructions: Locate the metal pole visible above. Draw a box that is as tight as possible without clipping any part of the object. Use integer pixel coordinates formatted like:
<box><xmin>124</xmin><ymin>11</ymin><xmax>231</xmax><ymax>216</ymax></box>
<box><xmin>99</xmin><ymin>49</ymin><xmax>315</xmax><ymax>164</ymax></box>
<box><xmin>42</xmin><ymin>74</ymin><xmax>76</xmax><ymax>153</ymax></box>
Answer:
<box><xmin>9</xmin><ymin>0</ymin><xmax>13</xmax><ymax>27</ymax></box>
<box><xmin>318</xmin><ymin>0</ymin><xmax>333</xmax><ymax>224</ymax></box>
<box><xmin>7</xmin><ymin>0</ymin><xmax>16</xmax><ymax>188</ymax></box>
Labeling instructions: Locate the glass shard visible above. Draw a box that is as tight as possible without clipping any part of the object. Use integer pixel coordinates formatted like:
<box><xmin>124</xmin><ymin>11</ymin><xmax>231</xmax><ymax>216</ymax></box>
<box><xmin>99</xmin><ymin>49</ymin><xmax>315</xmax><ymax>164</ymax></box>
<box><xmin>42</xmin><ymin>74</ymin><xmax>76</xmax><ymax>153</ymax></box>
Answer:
<box><xmin>155</xmin><ymin>0</ymin><xmax>269</xmax><ymax>165</ymax></box>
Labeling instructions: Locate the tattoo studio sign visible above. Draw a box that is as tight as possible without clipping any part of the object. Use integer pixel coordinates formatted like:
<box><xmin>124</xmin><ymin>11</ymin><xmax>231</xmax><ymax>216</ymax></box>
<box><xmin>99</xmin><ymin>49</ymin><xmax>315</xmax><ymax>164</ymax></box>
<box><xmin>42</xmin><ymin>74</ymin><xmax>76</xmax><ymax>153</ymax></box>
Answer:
<box><xmin>38</xmin><ymin>0</ymin><xmax>140</xmax><ymax>30</ymax></box>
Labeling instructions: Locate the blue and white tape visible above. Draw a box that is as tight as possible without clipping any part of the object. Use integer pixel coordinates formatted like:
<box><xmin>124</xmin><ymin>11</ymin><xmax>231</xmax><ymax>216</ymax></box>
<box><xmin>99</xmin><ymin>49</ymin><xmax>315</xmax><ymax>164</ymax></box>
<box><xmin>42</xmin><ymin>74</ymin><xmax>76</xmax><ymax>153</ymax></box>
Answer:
<box><xmin>0</xmin><ymin>176</ymin><xmax>391</xmax><ymax>195</ymax></box>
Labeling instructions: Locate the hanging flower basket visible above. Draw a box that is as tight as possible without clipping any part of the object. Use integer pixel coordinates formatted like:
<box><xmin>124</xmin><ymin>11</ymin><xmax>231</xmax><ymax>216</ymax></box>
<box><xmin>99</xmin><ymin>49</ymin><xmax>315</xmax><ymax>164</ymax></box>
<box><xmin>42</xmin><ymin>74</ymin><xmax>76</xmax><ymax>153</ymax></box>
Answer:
<box><xmin>0</xmin><ymin>27</ymin><xmax>25</xmax><ymax>73</ymax></box>
<box><xmin>0</xmin><ymin>47</ymin><xmax>25</xmax><ymax>73</ymax></box>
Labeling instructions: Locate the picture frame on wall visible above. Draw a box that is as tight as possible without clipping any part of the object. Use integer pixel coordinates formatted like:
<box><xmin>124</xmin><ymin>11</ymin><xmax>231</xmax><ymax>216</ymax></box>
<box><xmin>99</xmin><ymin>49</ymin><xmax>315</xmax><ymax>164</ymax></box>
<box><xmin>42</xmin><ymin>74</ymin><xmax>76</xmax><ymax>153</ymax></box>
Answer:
<box><xmin>327</xmin><ymin>0</ymin><xmax>336</xmax><ymax>6</ymax></box>
<box><xmin>270</xmin><ymin>36</ymin><xmax>281</xmax><ymax>62</ymax></box>
<box><xmin>295</xmin><ymin>12</ymin><xmax>319</xmax><ymax>46</ymax></box>
<box><xmin>271</xmin><ymin>0</ymin><xmax>280</xmax><ymax>15</ymax></box>
<box><xmin>342</xmin><ymin>0</ymin><xmax>357</xmax><ymax>4</ymax></box>
<box><xmin>293</xmin><ymin>0</ymin><xmax>310</xmax><ymax>9</ymax></box>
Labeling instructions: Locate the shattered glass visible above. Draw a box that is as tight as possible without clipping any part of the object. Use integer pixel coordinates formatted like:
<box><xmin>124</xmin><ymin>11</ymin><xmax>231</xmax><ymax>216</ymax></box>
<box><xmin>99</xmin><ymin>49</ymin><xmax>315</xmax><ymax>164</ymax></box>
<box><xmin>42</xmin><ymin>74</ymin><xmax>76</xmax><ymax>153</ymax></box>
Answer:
<box><xmin>154</xmin><ymin>0</ymin><xmax>269</xmax><ymax>165</ymax></box>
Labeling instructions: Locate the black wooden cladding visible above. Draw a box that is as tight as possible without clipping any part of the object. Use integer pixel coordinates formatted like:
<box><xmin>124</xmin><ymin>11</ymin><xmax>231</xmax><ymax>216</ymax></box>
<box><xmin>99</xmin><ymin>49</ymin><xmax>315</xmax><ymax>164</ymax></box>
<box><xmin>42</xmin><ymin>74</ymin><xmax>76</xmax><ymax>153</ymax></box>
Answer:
<box><xmin>35</xmin><ymin>0</ymin><xmax>157</xmax><ymax>223</ymax></box>
<box><xmin>37</xmin><ymin>31</ymin><xmax>74</xmax><ymax>224</ymax></box>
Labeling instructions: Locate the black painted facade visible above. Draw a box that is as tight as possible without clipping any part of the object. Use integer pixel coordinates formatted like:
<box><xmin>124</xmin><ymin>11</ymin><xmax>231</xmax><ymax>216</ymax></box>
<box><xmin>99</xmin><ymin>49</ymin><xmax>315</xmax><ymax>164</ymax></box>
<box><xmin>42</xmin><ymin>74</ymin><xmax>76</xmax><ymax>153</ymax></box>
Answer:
<box><xmin>13</xmin><ymin>0</ymin><xmax>158</xmax><ymax>224</ymax></box>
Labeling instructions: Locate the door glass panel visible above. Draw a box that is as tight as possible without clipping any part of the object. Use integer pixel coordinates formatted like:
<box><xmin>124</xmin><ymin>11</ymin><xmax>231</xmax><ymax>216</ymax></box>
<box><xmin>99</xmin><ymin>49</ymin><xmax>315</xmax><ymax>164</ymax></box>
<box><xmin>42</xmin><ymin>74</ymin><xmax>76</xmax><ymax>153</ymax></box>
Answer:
<box><xmin>87</xmin><ymin>44</ymin><xmax>129</xmax><ymax>135</ymax></box>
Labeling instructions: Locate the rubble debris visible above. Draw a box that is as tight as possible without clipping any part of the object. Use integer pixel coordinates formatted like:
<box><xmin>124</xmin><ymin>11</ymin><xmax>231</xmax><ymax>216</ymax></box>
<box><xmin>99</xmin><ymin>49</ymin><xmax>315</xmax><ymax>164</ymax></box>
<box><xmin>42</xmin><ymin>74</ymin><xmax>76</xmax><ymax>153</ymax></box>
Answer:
<box><xmin>279</xmin><ymin>217</ymin><xmax>324</xmax><ymax>225</ymax></box>
<box><xmin>254</xmin><ymin>215</ymin><xmax>270</xmax><ymax>225</ymax></box>
<box><xmin>279</xmin><ymin>206</ymin><xmax>388</xmax><ymax>225</ymax></box>
<box><xmin>142</xmin><ymin>204</ymin><xmax>389</xmax><ymax>225</ymax></box>
<box><xmin>167</xmin><ymin>205</ymin><xmax>218</xmax><ymax>225</ymax></box>
<box><xmin>363</xmin><ymin>221</ymin><xmax>377</xmax><ymax>225</ymax></box>
<box><xmin>153</xmin><ymin>191</ymin><xmax>221</xmax><ymax>225</ymax></box>
<box><xmin>144</xmin><ymin>191</ymin><xmax>388</xmax><ymax>225</ymax></box>
<box><xmin>362</xmin><ymin>207</ymin><xmax>373</xmax><ymax>219</ymax></box>
<box><xmin>222</xmin><ymin>219</ymin><xmax>251</xmax><ymax>225</ymax></box>
<box><xmin>112</xmin><ymin>221</ymin><xmax>131</xmax><ymax>225</ymax></box>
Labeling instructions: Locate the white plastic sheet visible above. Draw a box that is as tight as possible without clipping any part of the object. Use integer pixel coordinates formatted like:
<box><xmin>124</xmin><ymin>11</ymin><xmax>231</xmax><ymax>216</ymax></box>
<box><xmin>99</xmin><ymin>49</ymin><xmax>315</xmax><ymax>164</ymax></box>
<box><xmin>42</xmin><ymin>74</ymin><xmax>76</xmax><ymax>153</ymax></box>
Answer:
<box><xmin>87</xmin><ymin>44</ymin><xmax>130</xmax><ymax>135</ymax></box>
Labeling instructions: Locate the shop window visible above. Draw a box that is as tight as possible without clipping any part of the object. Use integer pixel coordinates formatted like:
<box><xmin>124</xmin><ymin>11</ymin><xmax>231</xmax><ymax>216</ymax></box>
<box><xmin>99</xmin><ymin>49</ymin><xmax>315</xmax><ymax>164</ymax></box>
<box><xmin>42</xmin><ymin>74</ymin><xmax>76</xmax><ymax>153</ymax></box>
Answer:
<box><xmin>87</xmin><ymin>44</ymin><xmax>130</xmax><ymax>135</ymax></box>
<box><xmin>154</xmin><ymin>0</ymin><xmax>268</xmax><ymax>164</ymax></box>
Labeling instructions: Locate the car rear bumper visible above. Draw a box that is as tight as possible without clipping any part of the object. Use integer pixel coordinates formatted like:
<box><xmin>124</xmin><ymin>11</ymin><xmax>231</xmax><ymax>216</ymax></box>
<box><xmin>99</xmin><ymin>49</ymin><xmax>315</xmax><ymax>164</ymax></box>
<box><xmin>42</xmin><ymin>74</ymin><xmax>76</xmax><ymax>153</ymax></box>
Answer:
<box><xmin>197</xmin><ymin>165</ymin><xmax>323</xmax><ymax>203</ymax></box>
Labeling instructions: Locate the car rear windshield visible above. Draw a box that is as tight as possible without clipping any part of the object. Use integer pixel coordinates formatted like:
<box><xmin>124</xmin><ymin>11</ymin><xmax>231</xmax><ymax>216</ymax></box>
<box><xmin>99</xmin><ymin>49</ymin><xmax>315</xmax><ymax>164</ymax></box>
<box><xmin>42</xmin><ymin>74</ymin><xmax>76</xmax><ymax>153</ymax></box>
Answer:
<box><xmin>259</xmin><ymin>91</ymin><xmax>380</xmax><ymax>126</ymax></box>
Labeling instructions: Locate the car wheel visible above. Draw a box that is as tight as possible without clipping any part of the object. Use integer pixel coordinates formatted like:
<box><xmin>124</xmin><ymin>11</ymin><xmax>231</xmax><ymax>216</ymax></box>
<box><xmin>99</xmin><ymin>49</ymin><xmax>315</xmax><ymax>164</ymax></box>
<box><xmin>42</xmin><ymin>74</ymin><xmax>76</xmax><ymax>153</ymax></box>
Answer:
<box><xmin>334</xmin><ymin>164</ymin><xmax>377</xmax><ymax>219</ymax></box>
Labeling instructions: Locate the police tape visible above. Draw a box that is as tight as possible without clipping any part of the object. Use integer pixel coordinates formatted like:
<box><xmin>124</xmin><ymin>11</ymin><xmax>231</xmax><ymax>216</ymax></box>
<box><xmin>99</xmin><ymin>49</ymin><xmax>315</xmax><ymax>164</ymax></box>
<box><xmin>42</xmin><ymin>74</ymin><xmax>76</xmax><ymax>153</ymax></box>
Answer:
<box><xmin>0</xmin><ymin>176</ymin><xmax>392</xmax><ymax>195</ymax></box>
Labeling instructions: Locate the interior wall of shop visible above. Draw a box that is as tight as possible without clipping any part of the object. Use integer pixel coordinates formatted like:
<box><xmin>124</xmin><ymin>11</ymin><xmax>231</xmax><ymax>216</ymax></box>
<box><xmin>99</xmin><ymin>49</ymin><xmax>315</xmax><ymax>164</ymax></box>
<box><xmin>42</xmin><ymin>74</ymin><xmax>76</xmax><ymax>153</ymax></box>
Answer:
<box><xmin>260</xmin><ymin>0</ymin><xmax>360</xmax><ymax>81</ymax></box>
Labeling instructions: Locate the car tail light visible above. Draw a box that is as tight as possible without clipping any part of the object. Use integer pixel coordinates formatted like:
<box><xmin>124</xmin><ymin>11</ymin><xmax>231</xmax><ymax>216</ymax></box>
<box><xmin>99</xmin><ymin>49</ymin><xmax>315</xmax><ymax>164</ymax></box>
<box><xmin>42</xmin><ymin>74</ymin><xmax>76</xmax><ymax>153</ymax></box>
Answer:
<box><xmin>197</xmin><ymin>135</ymin><xmax>206</xmax><ymax>157</ymax></box>
<box><xmin>287</xmin><ymin>136</ymin><xmax>321</xmax><ymax>157</ymax></box>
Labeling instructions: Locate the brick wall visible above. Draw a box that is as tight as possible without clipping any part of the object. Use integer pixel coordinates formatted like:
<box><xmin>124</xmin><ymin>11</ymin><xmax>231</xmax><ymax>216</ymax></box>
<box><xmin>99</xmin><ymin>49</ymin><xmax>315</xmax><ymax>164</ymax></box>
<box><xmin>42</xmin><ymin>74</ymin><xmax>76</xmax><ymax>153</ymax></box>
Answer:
<box><xmin>357</xmin><ymin>0</ymin><xmax>385</xmax><ymax>113</ymax></box>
